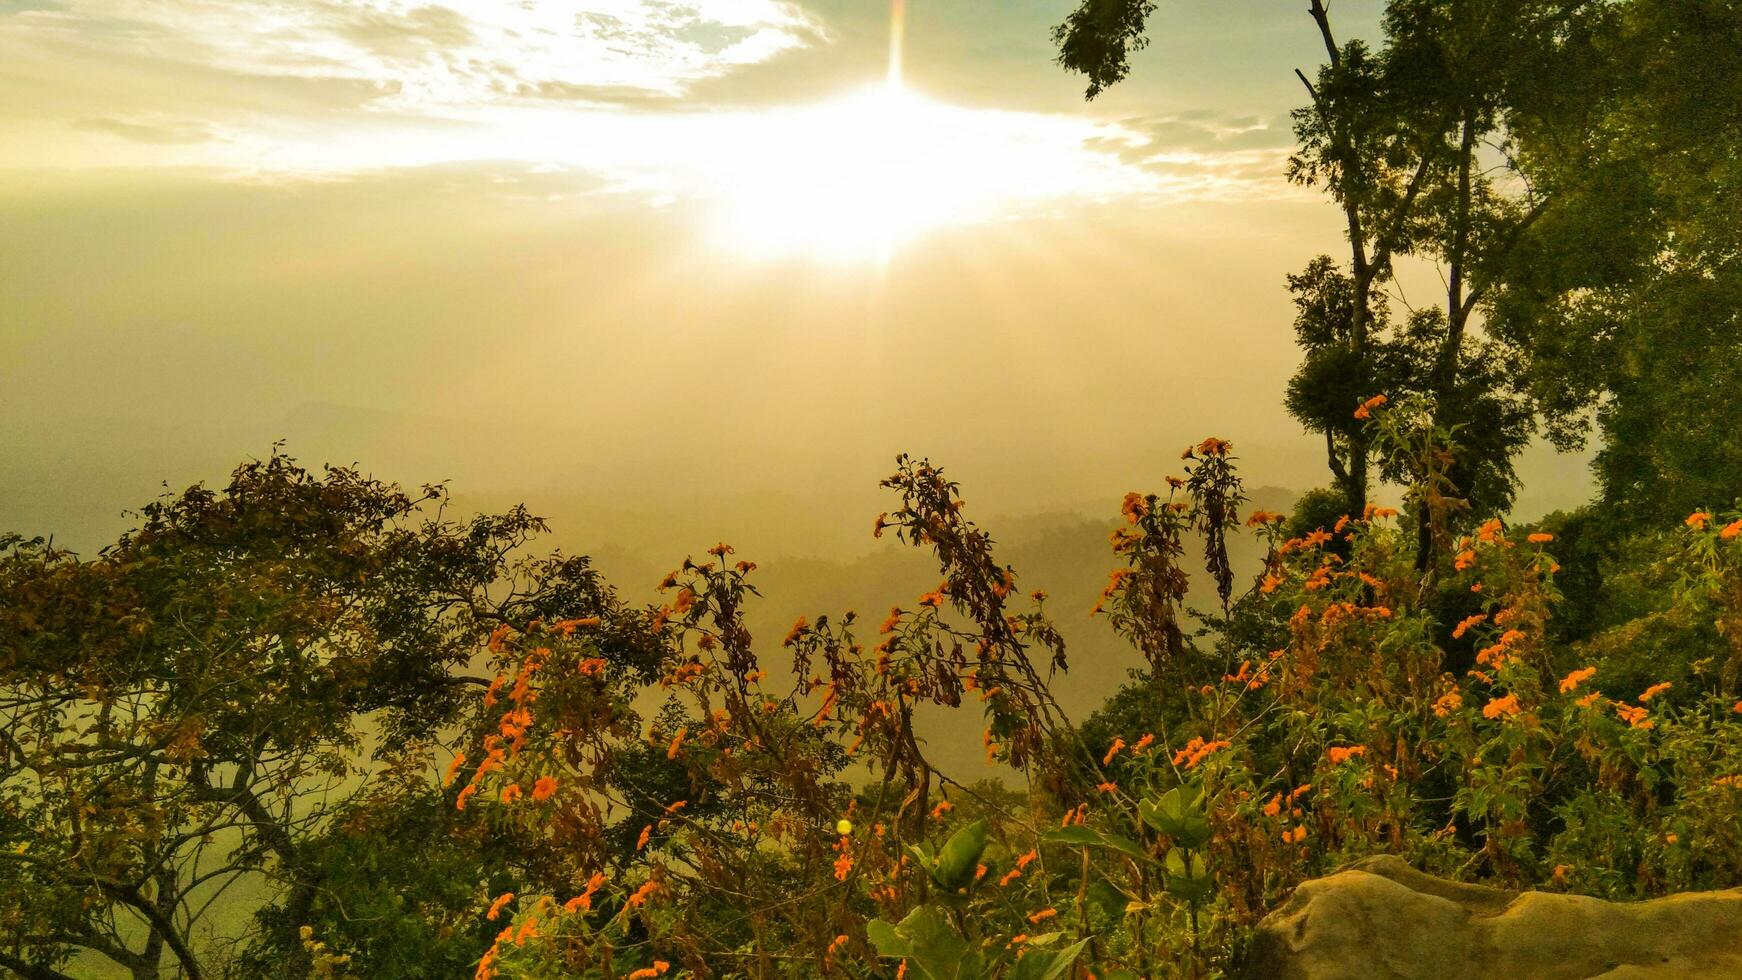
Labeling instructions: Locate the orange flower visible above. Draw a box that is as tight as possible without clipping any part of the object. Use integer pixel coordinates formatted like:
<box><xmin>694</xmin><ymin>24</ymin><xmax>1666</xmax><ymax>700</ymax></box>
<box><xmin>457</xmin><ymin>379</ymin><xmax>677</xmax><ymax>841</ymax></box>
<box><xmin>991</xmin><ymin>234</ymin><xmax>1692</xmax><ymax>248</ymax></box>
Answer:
<box><xmin>1454</xmin><ymin>550</ymin><xmax>1478</xmax><ymax>571</ymax></box>
<box><xmin>930</xmin><ymin>799</ymin><xmax>954</xmax><ymax>820</ymax></box>
<box><xmin>1327</xmin><ymin>745</ymin><xmax>1366</xmax><ymax>765</ymax></box>
<box><xmin>1577</xmin><ymin>691</ymin><xmax>1603</xmax><ymax>708</ymax></box>
<box><xmin>1121</xmin><ymin>492</ymin><xmax>1149</xmax><ymax>523</ymax></box>
<box><xmin>1639</xmin><ymin>682</ymin><xmax>1672</xmax><ymax>702</ymax></box>
<box><xmin>499</xmin><ymin>783</ymin><xmax>523</xmax><ymax>805</ymax></box>
<box><xmin>626</xmin><ymin>962</ymin><xmax>670</xmax><ymax>979</ymax></box>
<box><xmin>626</xmin><ymin>880</ymin><xmax>661</xmax><ymax>908</ymax></box>
<box><xmin>1432</xmin><ymin>691</ymin><xmax>1463</xmax><ymax>717</ymax></box>
<box><xmin>456</xmin><ymin>784</ymin><xmax>477</xmax><ymax>811</ymax></box>
<box><xmin>1262</xmin><ymin>794</ymin><xmax>1282</xmax><ymax>818</ymax></box>
<box><xmin>487</xmin><ymin>892</ymin><xmax>515</xmax><ymax>921</ymax></box>
<box><xmin>1687</xmin><ymin>512</ymin><xmax>1713</xmax><ymax>530</ymax></box>
<box><xmin>1171</xmin><ymin>737</ymin><xmax>1230</xmax><ymax>769</ymax></box>
<box><xmin>1614</xmin><ymin>703</ymin><xmax>1653</xmax><ymax>729</ymax></box>
<box><xmin>637</xmin><ymin>825</ymin><xmax>653</xmax><ymax>851</ymax></box>
<box><xmin>666</xmin><ymin>727</ymin><xmax>688</xmax><ymax>760</ymax></box>
<box><xmin>1027</xmin><ymin>908</ymin><xmax>1058</xmax><ymax>925</ymax></box>
<box><xmin>531</xmin><ymin>776</ymin><xmax>558</xmax><ymax>802</ymax></box>
<box><xmin>1722</xmin><ymin>520</ymin><xmax>1742</xmax><ymax>540</ymax></box>
<box><xmin>1096</xmin><ymin>781</ymin><xmax>1118</xmax><ymax>793</ymax></box>
<box><xmin>1247</xmin><ymin>509</ymin><xmax>1284</xmax><ymax>526</ymax></box>
<box><xmin>1288</xmin><ymin>824</ymin><xmax>1308</xmax><ymax>843</ymax></box>
<box><xmin>1558</xmin><ymin>667</ymin><xmax>1597</xmax><ymax>694</ymax></box>
<box><xmin>1132</xmin><ymin>733</ymin><xmax>1156</xmax><ymax>755</ymax></box>
<box><xmin>1353</xmin><ymin>394</ymin><xmax>1387</xmax><ymax>419</ymax></box>
<box><xmin>1102</xmin><ymin>738</ymin><xmax>1127</xmax><ymax>765</ymax></box>
<box><xmin>783</xmin><ymin>617</ymin><xmax>808</xmax><ymax>647</ymax></box>
<box><xmin>1527</xmin><ymin>532</ymin><xmax>1554</xmax><ymax>544</ymax></box>
<box><xmin>1452</xmin><ymin>613</ymin><xmax>1487</xmax><ymax>639</ymax></box>
<box><xmin>444</xmin><ymin>753</ymin><xmax>468</xmax><ymax>788</ymax></box>
<box><xmin>999</xmin><ymin>867</ymin><xmax>1022</xmax><ymax>887</ymax></box>
<box><xmin>833</xmin><ymin>853</ymin><xmax>853</xmax><ymax>881</ymax></box>
<box><xmin>1015</xmin><ymin>849</ymin><xmax>1039</xmax><ymax>870</ymax></box>
<box><xmin>1482</xmin><ymin>693</ymin><xmax>1521</xmax><ymax>720</ymax></box>
<box><xmin>1733</xmin><ymin>700</ymin><xmax>1742</xmax><ymax>714</ymax></box>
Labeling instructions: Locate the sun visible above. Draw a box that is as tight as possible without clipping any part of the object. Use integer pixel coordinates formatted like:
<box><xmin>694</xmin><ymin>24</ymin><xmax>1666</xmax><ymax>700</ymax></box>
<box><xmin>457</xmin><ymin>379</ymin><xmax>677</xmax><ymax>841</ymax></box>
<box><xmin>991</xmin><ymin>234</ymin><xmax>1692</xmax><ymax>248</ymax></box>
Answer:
<box><xmin>702</xmin><ymin>82</ymin><xmax>983</xmax><ymax>262</ymax></box>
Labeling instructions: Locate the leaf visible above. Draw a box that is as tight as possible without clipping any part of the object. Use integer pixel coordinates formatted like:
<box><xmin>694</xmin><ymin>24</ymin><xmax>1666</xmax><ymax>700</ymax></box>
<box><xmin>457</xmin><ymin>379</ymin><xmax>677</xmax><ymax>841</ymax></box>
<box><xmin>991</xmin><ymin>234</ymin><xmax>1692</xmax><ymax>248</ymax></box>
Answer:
<box><xmin>1008</xmin><ymin>938</ymin><xmax>1088</xmax><ymax>980</ymax></box>
<box><xmin>873</xmin><ymin>905</ymin><xmax>978</xmax><ymax>980</ymax></box>
<box><xmin>1042</xmin><ymin>825</ymin><xmax>1147</xmax><ymax>861</ymax></box>
<box><xmin>932</xmin><ymin>818</ymin><xmax>989</xmax><ymax>891</ymax></box>
<box><xmin>866</xmin><ymin>918</ymin><xmax>911</xmax><ymax>959</ymax></box>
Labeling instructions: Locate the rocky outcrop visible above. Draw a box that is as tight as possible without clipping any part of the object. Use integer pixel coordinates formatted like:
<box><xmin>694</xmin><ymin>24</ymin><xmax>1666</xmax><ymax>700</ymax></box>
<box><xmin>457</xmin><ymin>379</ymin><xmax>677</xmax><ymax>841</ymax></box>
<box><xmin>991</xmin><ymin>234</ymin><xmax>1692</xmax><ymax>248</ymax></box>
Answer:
<box><xmin>1243</xmin><ymin>855</ymin><xmax>1742</xmax><ymax>979</ymax></box>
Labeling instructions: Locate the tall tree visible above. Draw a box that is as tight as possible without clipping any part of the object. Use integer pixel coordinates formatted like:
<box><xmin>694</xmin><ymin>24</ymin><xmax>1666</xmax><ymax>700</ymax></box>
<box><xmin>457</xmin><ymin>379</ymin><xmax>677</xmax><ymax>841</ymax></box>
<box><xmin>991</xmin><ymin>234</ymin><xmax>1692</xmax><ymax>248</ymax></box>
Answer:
<box><xmin>1056</xmin><ymin>0</ymin><xmax>1606</xmax><ymax>564</ymax></box>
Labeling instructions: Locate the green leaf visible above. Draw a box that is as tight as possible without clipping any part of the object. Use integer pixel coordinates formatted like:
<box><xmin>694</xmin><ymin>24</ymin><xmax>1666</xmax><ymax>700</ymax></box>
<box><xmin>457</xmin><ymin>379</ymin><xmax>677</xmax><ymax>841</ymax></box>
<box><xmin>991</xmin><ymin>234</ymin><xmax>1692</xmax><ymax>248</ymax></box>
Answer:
<box><xmin>1042</xmin><ymin>825</ymin><xmax>1147</xmax><ymax>861</ymax></box>
<box><xmin>1008</xmin><ymin>938</ymin><xmax>1088</xmax><ymax>980</ymax></box>
<box><xmin>872</xmin><ymin>905</ymin><xmax>979</xmax><ymax>980</ymax></box>
<box><xmin>932</xmin><ymin>818</ymin><xmax>989</xmax><ymax>891</ymax></box>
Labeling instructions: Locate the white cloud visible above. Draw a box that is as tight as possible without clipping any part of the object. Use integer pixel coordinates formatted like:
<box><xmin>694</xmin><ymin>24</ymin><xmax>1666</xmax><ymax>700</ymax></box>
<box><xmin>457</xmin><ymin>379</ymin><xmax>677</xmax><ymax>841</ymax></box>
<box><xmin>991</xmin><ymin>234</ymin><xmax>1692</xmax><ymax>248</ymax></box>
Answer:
<box><xmin>4</xmin><ymin>0</ymin><xmax>826</xmax><ymax>112</ymax></box>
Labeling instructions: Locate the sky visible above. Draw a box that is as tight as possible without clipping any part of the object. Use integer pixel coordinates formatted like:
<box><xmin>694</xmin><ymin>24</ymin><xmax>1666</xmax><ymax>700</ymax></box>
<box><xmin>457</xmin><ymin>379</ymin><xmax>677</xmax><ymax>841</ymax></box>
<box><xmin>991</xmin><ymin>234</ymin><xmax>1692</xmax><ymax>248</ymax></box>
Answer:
<box><xmin>0</xmin><ymin>0</ymin><xmax>1592</xmax><ymax>561</ymax></box>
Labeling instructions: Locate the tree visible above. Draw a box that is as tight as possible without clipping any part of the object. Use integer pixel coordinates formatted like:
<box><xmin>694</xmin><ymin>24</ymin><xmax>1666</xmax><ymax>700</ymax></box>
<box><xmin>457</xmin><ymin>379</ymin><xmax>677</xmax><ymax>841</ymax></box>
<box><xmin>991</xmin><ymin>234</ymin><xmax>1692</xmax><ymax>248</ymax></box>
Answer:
<box><xmin>0</xmin><ymin>452</ymin><xmax>653</xmax><ymax>979</ymax></box>
<box><xmin>1056</xmin><ymin>0</ymin><xmax>1598</xmax><ymax>565</ymax></box>
<box><xmin>1487</xmin><ymin>0</ymin><xmax>1742</xmax><ymax>530</ymax></box>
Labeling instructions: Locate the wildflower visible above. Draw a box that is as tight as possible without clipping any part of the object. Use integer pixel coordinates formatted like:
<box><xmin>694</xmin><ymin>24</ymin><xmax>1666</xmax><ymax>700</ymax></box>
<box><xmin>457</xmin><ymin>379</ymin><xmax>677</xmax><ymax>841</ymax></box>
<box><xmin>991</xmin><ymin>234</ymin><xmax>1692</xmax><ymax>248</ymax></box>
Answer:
<box><xmin>1723</xmin><ymin>520</ymin><xmax>1742</xmax><ymax>540</ymax></box>
<box><xmin>1102</xmin><ymin>738</ymin><xmax>1127</xmax><ymax>766</ymax></box>
<box><xmin>1096</xmin><ymin>781</ymin><xmax>1118</xmax><ymax>793</ymax></box>
<box><xmin>1132</xmin><ymin>733</ymin><xmax>1156</xmax><ymax>755</ymax></box>
<box><xmin>500</xmin><ymin>783</ymin><xmax>523</xmax><ymax>804</ymax></box>
<box><xmin>666</xmin><ymin>727</ymin><xmax>687</xmax><ymax>760</ymax></box>
<box><xmin>531</xmin><ymin>776</ymin><xmax>558</xmax><ymax>802</ymax></box>
<box><xmin>1172</xmin><ymin>737</ymin><xmax>1230</xmax><ymax>769</ymax></box>
<box><xmin>456</xmin><ymin>784</ymin><xmax>477</xmax><ymax>811</ymax></box>
<box><xmin>1454</xmin><ymin>550</ymin><xmax>1478</xmax><ymax>571</ymax></box>
<box><xmin>444</xmin><ymin>753</ymin><xmax>468</xmax><ymax>788</ymax></box>
<box><xmin>1477</xmin><ymin>519</ymin><xmax>1504</xmax><ymax>543</ymax></box>
<box><xmin>626</xmin><ymin>880</ymin><xmax>661</xmax><ymax>908</ymax></box>
<box><xmin>879</xmin><ymin>607</ymin><xmax>903</xmax><ymax>634</ymax></box>
<box><xmin>1263</xmin><ymin>794</ymin><xmax>1282</xmax><ymax>818</ymax></box>
<box><xmin>1452</xmin><ymin>614</ymin><xmax>1487</xmax><ymax>640</ymax></box>
<box><xmin>1016</xmin><ymin>849</ymin><xmax>1039</xmax><ymax>870</ymax></box>
<box><xmin>1639</xmin><ymin>682</ymin><xmax>1672</xmax><ymax>702</ymax></box>
<box><xmin>1528</xmin><ymin>532</ymin><xmax>1554</xmax><ymax>544</ymax></box>
<box><xmin>1482</xmin><ymin>693</ymin><xmax>1522</xmax><ymax>720</ymax></box>
<box><xmin>637</xmin><ymin>825</ymin><xmax>653</xmax><ymax>851</ymax></box>
<box><xmin>1122</xmin><ymin>492</ymin><xmax>1149</xmax><ymax>523</ymax></box>
<box><xmin>1734</xmin><ymin>700</ymin><xmax>1742</xmax><ymax>714</ymax></box>
<box><xmin>1353</xmin><ymin>394</ymin><xmax>1387</xmax><ymax>419</ymax></box>
<box><xmin>1577</xmin><ymin>691</ymin><xmax>1603</xmax><ymax>708</ymax></box>
<box><xmin>1614</xmin><ymin>703</ymin><xmax>1653</xmax><ymax>729</ymax></box>
<box><xmin>1433</xmin><ymin>691</ymin><xmax>1463</xmax><ymax>717</ymax></box>
<box><xmin>918</xmin><ymin>583</ymin><xmax>948</xmax><ymax>608</ymax></box>
<box><xmin>1247</xmin><ymin>509</ymin><xmax>1284</xmax><ymax>527</ymax></box>
<box><xmin>626</xmin><ymin>962</ymin><xmax>670</xmax><ymax>979</ymax></box>
<box><xmin>483</xmin><ymin>673</ymin><xmax>507</xmax><ymax>708</ymax></box>
<box><xmin>1288</xmin><ymin>825</ymin><xmax>1308</xmax><ymax>843</ymax></box>
<box><xmin>487</xmin><ymin>893</ymin><xmax>515</xmax><ymax>921</ymax></box>
<box><xmin>1327</xmin><ymin>745</ymin><xmax>1366</xmax><ymax>765</ymax></box>
<box><xmin>833</xmin><ymin>852</ymin><xmax>853</xmax><ymax>881</ymax></box>
<box><xmin>1027</xmin><ymin>908</ymin><xmax>1058</xmax><ymax>925</ymax></box>
<box><xmin>783</xmin><ymin>617</ymin><xmax>808</xmax><ymax>647</ymax></box>
<box><xmin>999</xmin><ymin>867</ymin><xmax>1022</xmax><ymax>887</ymax></box>
<box><xmin>1558</xmin><ymin>667</ymin><xmax>1597</xmax><ymax>694</ymax></box>
<box><xmin>1687</xmin><ymin>512</ymin><xmax>1713</xmax><ymax>530</ymax></box>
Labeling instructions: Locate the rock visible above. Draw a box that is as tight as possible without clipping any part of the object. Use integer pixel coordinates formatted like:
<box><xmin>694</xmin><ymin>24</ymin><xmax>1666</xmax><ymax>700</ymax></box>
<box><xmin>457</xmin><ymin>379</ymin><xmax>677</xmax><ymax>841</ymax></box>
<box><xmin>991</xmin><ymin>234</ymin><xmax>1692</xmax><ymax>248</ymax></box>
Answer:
<box><xmin>1243</xmin><ymin>855</ymin><xmax>1742</xmax><ymax>979</ymax></box>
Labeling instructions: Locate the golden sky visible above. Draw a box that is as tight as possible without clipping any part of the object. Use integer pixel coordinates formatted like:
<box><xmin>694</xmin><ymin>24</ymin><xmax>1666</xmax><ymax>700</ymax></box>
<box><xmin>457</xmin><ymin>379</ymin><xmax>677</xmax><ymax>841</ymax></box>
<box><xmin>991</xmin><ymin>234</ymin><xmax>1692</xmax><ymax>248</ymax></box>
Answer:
<box><xmin>0</xmin><ymin>0</ymin><xmax>1590</xmax><ymax>551</ymax></box>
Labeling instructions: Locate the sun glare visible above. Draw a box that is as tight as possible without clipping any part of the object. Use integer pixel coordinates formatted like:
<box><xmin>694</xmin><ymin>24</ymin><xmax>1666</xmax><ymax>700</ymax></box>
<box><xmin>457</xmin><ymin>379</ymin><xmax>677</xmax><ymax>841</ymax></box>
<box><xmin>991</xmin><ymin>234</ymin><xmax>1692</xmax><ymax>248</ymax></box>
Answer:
<box><xmin>704</xmin><ymin>83</ymin><xmax>988</xmax><ymax>262</ymax></box>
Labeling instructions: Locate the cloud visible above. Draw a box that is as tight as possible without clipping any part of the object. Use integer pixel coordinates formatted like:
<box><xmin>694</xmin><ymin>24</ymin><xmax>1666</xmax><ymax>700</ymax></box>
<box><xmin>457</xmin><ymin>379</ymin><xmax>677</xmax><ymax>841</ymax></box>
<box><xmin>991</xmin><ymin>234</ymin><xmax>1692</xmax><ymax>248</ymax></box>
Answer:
<box><xmin>1074</xmin><ymin>111</ymin><xmax>1300</xmax><ymax>201</ymax></box>
<box><xmin>2</xmin><ymin>0</ymin><xmax>828</xmax><ymax>114</ymax></box>
<box><xmin>73</xmin><ymin>116</ymin><xmax>219</xmax><ymax>144</ymax></box>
